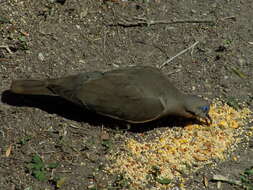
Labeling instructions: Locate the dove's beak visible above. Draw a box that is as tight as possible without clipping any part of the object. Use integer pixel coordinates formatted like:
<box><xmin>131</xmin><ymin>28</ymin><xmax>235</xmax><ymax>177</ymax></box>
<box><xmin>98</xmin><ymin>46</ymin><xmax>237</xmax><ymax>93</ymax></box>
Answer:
<box><xmin>205</xmin><ymin>114</ymin><xmax>212</xmax><ymax>125</ymax></box>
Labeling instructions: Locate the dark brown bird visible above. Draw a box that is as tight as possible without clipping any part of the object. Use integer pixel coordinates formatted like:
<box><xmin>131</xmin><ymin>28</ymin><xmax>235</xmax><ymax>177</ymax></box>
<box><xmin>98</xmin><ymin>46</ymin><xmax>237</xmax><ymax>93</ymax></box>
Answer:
<box><xmin>10</xmin><ymin>66</ymin><xmax>211</xmax><ymax>124</ymax></box>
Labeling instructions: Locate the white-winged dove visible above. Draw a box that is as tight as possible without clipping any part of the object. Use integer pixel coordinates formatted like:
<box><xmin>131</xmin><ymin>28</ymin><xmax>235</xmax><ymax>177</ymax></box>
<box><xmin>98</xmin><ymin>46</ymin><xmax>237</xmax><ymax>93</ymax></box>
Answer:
<box><xmin>10</xmin><ymin>66</ymin><xmax>212</xmax><ymax>124</ymax></box>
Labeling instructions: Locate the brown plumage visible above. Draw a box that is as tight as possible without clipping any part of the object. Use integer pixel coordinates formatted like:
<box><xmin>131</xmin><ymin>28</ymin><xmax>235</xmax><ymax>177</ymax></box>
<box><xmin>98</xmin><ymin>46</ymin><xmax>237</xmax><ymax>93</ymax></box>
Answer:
<box><xmin>10</xmin><ymin>66</ymin><xmax>211</xmax><ymax>124</ymax></box>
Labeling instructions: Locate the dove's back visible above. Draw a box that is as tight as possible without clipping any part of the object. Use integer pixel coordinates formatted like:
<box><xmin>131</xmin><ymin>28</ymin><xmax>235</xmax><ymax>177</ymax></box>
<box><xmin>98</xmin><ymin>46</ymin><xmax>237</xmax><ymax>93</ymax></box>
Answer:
<box><xmin>11</xmin><ymin>66</ymin><xmax>184</xmax><ymax>123</ymax></box>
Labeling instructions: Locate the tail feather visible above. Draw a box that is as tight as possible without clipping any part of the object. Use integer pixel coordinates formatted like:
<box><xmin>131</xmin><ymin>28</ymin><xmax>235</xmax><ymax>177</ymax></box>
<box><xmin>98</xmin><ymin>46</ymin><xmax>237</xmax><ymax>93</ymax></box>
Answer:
<box><xmin>10</xmin><ymin>80</ymin><xmax>54</xmax><ymax>95</ymax></box>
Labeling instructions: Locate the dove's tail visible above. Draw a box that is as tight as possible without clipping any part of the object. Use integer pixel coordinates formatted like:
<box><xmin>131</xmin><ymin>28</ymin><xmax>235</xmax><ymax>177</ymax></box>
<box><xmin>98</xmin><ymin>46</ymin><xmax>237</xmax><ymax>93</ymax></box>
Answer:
<box><xmin>10</xmin><ymin>79</ymin><xmax>55</xmax><ymax>96</ymax></box>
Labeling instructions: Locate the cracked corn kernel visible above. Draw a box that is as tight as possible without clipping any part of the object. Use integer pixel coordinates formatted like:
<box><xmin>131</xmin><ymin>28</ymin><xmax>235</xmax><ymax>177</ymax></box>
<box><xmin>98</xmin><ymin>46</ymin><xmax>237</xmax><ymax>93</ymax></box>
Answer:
<box><xmin>219</xmin><ymin>120</ymin><xmax>229</xmax><ymax>128</ymax></box>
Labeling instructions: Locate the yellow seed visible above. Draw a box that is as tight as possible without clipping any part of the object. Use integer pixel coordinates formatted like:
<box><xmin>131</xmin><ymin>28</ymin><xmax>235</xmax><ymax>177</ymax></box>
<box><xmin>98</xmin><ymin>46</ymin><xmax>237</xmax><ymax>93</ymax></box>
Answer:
<box><xmin>219</xmin><ymin>120</ymin><xmax>228</xmax><ymax>128</ymax></box>
<box><xmin>230</xmin><ymin>120</ymin><xmax>239</xmax><ymax>129</ymax></box>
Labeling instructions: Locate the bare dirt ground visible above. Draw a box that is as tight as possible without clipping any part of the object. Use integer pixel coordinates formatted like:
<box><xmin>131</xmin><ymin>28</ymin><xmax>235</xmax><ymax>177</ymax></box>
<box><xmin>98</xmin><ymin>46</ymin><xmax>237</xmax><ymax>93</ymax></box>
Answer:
<box><xmin>0</xmin><ymin>0</ymin><xmax>253</xmax><ymax>189</ymax></box>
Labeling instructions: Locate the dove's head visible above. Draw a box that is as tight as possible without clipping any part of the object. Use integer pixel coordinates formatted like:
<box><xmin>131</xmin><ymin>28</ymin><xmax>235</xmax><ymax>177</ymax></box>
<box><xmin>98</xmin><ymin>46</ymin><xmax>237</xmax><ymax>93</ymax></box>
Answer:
<box><xmin>183</xmin><ymin>95</ymin><xmax>212</xmax><ymax>124</ymax></box>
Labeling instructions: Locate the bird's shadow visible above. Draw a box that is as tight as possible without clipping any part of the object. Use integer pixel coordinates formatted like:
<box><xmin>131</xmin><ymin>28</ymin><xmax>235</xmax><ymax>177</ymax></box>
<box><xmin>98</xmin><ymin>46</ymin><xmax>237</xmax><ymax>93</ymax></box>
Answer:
<box><xmin>1</xmin><ymin>90</ymin><xmax>202</xmax><ymax>133</ymax></box>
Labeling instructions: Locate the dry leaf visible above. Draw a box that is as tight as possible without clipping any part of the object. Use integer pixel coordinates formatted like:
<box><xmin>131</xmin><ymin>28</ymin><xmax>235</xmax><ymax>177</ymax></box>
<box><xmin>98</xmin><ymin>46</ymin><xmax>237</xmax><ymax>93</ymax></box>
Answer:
<box><xmin>5</xmin><ymin>145</ymin><xmax>12</xmax><ymax>157</ymax></box>
<box><xmin>203</xmin><ymin>176</ymin><xmax>208</xmax><ymax>187</ymax></box>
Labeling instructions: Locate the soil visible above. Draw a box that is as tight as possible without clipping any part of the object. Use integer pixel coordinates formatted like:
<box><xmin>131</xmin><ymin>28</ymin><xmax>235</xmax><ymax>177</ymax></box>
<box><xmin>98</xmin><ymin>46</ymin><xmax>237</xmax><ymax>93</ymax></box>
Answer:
<box><xmin>0</xmin><ymin>0</ymin><xmax>253</xmax><ymax>189</ymax></box>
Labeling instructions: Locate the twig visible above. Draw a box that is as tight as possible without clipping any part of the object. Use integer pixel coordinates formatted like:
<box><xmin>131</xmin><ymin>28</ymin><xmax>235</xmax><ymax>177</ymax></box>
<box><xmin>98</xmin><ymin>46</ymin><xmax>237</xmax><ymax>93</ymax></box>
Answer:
<box><xmin>0</xmin><ymin>58</ymin><xmax>10</xmax><ymax>62</ymax></box>
<box><xmin>68</xmin><ymin>123</ymin><xmax>81</xmax><ymax>129</ymax></box>
<box><xmin>103</xmin><ymin>31</ymin><xmax>108</xmax><ymax>55</ymax></box>
<box><xmin>159</xmin><ymin>41</ymin><xmax>199</xmax><ymax>69</ymax></box>
<box><xmin>0</xmin><ymin>130</ymin><xmax>5</xmax><ymax>138</ymax></box>
<box><xmin>0</xmin><ymin>45</ymin><xmax>13</xmax><ymax>54</ymax></box>
<box><xmin>108</xmin><ymin>19</ymin><xmax>215</xmax><ymax>27</ymax></box>
<box><xmin>111</xmin><ymin>6</ymin><xmax>124</xmax><ymax>44</ymax></box>
<box><xmin>166</xmin><ymin>69</ymin><xmax>181</xmax><ymax>75</ymax></box>
<box><xmin>221</xmin><ymin>16</ymin><xmax>236</xmax><ymax>21</ymax></box>
<box><xmin>212</xmin><ymin>174</ymin><xmax>241</xmax><ymax>186</ymax></box>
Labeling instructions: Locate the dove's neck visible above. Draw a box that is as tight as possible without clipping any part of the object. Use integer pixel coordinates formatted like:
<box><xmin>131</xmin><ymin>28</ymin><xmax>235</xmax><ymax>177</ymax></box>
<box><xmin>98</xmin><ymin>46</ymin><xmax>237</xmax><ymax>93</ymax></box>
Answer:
<box><xmin>161</xmin><ymin>92</ymin><xmax>188</xmax><ymax>117</ymax></box>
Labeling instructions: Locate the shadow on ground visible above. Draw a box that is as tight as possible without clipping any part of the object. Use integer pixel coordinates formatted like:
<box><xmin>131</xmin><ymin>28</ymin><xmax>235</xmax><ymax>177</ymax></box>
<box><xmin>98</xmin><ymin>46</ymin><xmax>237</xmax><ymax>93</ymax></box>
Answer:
<box><xmin>1</xmin><ymin>90</ymin><xmax>200</xmax><ymax>133</ymax></box>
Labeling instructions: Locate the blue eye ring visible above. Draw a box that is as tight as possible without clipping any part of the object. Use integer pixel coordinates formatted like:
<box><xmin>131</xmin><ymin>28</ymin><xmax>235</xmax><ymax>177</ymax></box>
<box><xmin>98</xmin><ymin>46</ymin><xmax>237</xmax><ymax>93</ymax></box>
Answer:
<box><xmin>201</xmin><ymin>106</ymin><xmax>209</xmax><ymax>112</ymax></box>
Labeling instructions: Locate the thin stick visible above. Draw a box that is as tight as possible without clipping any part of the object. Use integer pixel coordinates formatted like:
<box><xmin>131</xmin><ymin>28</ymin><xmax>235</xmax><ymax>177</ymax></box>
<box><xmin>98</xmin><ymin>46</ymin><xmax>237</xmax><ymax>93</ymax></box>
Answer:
<box><xmin>0</xmin><ymin>45</ymin><xmax>13</xmax><ymax>54</ymax></box>
<box><xmin>221</xmin><ymin>16</ymin><xmax>236</xmax><ymax>21</ymax></box>
<box><xmin>108</xmin><ymin>19</ymin><xmax>214</xmax><ymax>27</ymax></box>
<box><xmin>212</xmin><ymin>174</ymin><xmax>242</xmax><ymax>186</ymax></box>
<box><xmin>159</xmin><ymin>41</ymin><xmax>199</xmax><ymax>69</ymax></box>
<box><xmin>166</xmin><ymin>69</ymin><xmax>181</xmax><ymax>75</ymax></box>
<box><xmin>68</xmin><ymin>123</ymin><xmax>80</xmax><ymax>129</ymax></box>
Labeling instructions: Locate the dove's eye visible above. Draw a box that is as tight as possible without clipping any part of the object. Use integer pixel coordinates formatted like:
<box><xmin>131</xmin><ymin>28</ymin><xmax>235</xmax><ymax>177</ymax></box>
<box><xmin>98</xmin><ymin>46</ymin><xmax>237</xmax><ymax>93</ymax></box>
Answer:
<box><xmin>201</xmin><ymin>106</ymin><xmax>209</xmax><ymax>112</ymax></box>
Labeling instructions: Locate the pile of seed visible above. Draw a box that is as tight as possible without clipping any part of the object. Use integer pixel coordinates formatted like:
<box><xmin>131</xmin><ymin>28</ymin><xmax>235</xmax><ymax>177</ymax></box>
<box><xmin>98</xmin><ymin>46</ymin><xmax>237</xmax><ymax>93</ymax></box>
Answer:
<box><xmin>106</xmin><ymin>100</ymin><xmax>252</xmax><ymax>189</ymax></box>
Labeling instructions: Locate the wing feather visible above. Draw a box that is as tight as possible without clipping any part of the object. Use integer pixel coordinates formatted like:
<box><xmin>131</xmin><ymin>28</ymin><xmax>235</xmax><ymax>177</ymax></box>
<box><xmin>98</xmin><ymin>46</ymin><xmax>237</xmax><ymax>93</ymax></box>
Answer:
<box><xmin>76</xmin><ymin>71</ymin><xmax>165</xmax><ymax>123</ymax></box>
